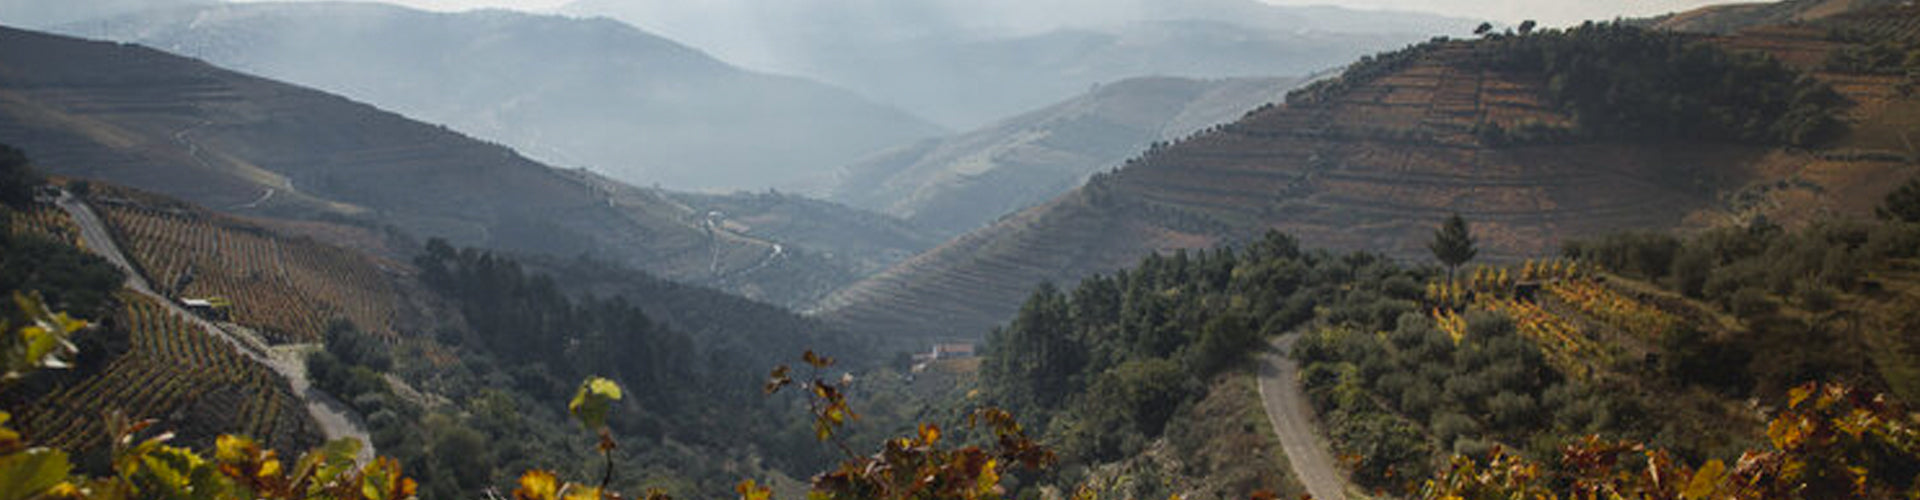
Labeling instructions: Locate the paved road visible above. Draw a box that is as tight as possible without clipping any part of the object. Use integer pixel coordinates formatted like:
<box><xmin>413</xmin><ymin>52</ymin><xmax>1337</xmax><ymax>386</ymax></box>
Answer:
<box><xmin>1257</xmin><ymin>334</ymin><xmax>1348</xmax><ymax>500</ymax></box>
<box><xmin>56</xmin><ymin>192</ymin><xmax>375</xmax><ymax>463</ymax></box>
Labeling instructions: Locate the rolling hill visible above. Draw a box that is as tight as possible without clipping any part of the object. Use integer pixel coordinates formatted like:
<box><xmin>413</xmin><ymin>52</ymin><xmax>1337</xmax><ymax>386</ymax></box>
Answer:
<box><xmin>829</xmin><ymin>75</ymin><xmax>1304</xmax><ymax>238</ymax></box>
<box><xmin>816</xmin><ymin>4</ymin><xmax>1920</xmax><ymax>344</ymax></box>
<box><xmin>55</xmin><ymin>2</ymin><xmax>945</xmax><ymax>191</ymax></box>
<box><xmin>0</xmin><ymin>25</ymin><xmax>833</xmax><ymax>301</ymax></box>
<box><xmin>1645</xmin><ymin>0</ymin><xmax>1907</xmax><ymax>33</ymax></box>
<box><xmin>563</xmin><ymin>0</ymin><xmax>1470</xmax><ymax>129</ymax></box>
<box><xmin>0</xmin><ymin>0</ymin><xmax>208</xmax><ymax>28</ymax></box>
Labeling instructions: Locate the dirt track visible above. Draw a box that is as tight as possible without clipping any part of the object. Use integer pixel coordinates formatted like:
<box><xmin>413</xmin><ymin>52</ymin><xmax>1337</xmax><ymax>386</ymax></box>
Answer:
<box><xmin>57</xmin><ymin>191</ymin><xmax>375</xmax><ymax>463</ymax></box>
<box><xmin>1256</xmin><ymin>334</ymin><xmax>1349</xmax><ymax>500</ymax></box>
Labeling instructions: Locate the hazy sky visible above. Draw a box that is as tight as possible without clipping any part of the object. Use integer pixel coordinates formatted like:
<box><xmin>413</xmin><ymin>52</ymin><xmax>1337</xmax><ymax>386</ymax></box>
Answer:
<box><xmin>234</xmin><ymin>0</ymin><xmax>1749</xmax><ymax>25</ymax></box>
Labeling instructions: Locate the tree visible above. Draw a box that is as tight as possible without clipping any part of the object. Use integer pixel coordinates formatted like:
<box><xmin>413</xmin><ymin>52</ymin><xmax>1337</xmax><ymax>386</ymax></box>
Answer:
<box><xmin>0</xmin><ymin>144</ymin><xmax>38</xmax><ymax>209</ymax></box>
<box><xmin>1429</xmin><ymin>213</ymin><xmax>1478</xmax><ymax>282</ymax></box>
<box><xmin>1878</xmin><ymin>176</ymin><xmax>1920</xmax><ymax>223</ymax></box>
<box><xmin>1474</xmin><ymin>22</ymin><xmax>1494</xmax><ymax>36</ymax></box>
<box><xmin>1517</xmin><ymin>20</ymin><xmax>1537</xmax><ymax>35</ymax></box>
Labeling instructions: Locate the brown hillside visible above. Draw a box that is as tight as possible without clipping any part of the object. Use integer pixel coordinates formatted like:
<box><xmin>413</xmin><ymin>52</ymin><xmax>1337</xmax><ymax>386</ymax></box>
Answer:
<box><xmin>0</xmin><ymin>26</ymin><xmax>777</xmax><ymax>284</ymax></box>
<box><xmin>1649</xmin><ymin>0</ymin><xmax>1907</xmax><ymax>33</ymax></box>
<box><xmin>820</xmin><ymin>7</ymin><xmax>1920</xmax><ymax>343</ymax></box>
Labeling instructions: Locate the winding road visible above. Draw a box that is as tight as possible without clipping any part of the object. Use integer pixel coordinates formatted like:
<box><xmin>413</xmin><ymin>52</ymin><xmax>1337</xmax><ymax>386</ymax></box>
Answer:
<box><xmin>55</xmin><ymin>191</ymin><xmax>375</xmax><ymax>463</ymax></box>
<box><xmin>1257</xmin><ymin>334</ymin><xmax>1349</xmax><ymax>500</ymax></box>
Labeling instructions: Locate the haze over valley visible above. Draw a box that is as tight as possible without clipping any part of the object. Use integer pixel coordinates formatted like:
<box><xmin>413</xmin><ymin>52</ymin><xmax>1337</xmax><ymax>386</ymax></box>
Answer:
<box><xmin>2</xmin><ymin>1</ymin><xmax>1919</xmax><ymax>499</ymax></box>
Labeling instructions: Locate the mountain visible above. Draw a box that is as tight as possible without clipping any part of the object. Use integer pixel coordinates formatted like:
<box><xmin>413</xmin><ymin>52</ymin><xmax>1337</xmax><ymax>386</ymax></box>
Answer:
<box><xmin>563</xmin><ymin>0</ymin><xmax>1473</xmax><ymax>128</ymax></box>
<box><xmin>830</xmin><ymin>75</ymin><xmax>1304</xmax><ymax>238</ymax></box>
<box><xmin>1645</xmin><ymin>0</ymin><xmax>1907</xmax><ymax>33</ymax></box>
<box><xmin>0</xmin><ymin>25</ymin><xmax>847</xmax><ymax>303</ymax></box>
<box><xmin>56</xmin><ymin>2</ymin><xmax>945</xmax><ymax>191</ymax></box>
<box><xmin>663</xmin><ymin>189</ymin><xmax>944</xmax><ymax>280</ymax></box>
<box><xmin>816</xmin><ymin>5</ymin><xmax>1920</xmax><ymax>343</ymax></box>
<box><xmin>0</xmin><ymin>0</ymin><xmax>208</xmax><ymax>28</ymax></box>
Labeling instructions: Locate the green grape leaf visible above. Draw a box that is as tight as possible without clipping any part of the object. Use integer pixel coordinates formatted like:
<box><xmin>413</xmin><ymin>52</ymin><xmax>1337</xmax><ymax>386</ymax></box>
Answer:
<box><xmin>0</xmin><ymin>448</ymin><xmax>70</xmax><ymax>500</ymax></box>
<box><xmin>569</xmin><ymin>377</ymin><xmax>623</xmax><ymax>431</ymax></box>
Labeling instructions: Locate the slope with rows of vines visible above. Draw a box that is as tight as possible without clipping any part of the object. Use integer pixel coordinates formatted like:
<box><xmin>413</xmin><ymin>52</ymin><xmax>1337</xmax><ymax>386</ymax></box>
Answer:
<box><xmin>823</xmin><ymin>6</ymin><xmax>1920</xmax><ymax>342</ymax></box>
<box><xmin>6</xmin><ymin>291</ymin><xmax>321</xmax><ymax>455</ymax></box>
<box><xmin>89</xmin><ymin>185</ymin><xmax>403</xmax><ymax>344</ymax></box>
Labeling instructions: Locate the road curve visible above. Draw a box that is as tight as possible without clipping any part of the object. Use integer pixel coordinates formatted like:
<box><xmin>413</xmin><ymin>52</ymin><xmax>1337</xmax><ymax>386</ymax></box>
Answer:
<box><xmin>56</xmin><ymin>192</ymin><xmax>375</xmax><ymax>463</ymax></box>
<box><xmin>1257</xmin><ymin>334</ymin><xmax>1349</xmax><ymax>500</ymax></box>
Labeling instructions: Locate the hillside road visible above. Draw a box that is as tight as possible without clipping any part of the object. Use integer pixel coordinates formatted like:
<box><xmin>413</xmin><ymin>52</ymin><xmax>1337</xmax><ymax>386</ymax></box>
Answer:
<box><xmin>56</xmin><ymin>191</ymin><xmax>375</xmax><ymax>463</ymax></box>
<box><xmin>1257</xmin><ymin>334</ymin><xmax>1349</xmax><ymax>500</ymax></box>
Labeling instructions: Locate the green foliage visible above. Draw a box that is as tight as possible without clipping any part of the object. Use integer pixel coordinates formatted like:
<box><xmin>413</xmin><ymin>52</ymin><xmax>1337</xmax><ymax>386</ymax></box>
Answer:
<box><xmin>1561</xmin><ymin>231</ymin><xmax>1680</xmax><ymax>281</ymax></box>
<box><xmin>1292</xmin><ymin>312</ymin><xmax>1619</xmax><ymax>492</ymax></box>
<box><xmin>1571</xmin><ymin>220</ymin><xmax>1920</xmax><ymax>399</ymax></box>
<box><xmin>1429</xmin><ymin>214</ymin><xmax>1477</xmax><ymax>281</ymax></box>
<box><xmin>1880</xmin><ymin>176</ymin><xmax>1920</xmax><ymax>223</ymax></box>
<box><xmin>1475</xmin><ymin>22</ymin><xmax>1845</xmax><ymax>146</ymax></box>
<box><xmin>0</xmin><ymin>144</ymin><xmax>39</xmax><ymax>210</ymax></box>
<box><xmin>983</xmin><ymin>230</ymin><xmax>1428</xmax><ymax>475</ymax></box>
<box><xmin>1</xmin><ymin>292</ymin><xmax>87</xmax><ymax>385</ymax></box>
<box><xmin>569</xmin><ymin>377</ymin><xmax>623</xmax><ymax>432</ymax></box>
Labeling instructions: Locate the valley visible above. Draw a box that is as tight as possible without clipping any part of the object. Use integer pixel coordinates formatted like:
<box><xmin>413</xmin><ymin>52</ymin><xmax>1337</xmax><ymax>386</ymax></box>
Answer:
<box><xmin>2</xmin><ymin>0</ymin><xmax>1919</xmax><ymax>499</ymax></box>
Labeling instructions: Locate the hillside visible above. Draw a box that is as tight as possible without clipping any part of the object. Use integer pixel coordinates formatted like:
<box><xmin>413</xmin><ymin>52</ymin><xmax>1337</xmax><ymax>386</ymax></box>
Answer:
<box><xmin>818</xmin><ymin>7</ymin><xmax>1920</xmax><ymax>343</ymax></box>
<box><xmin>0</xmin><ymin>166</ymin><xmax>879</xmax><ymax>496</ymax></box>
<box><xmin>830</xmin><ymin>76</ymin><xmax>1303</xmax><ymax>238</ymax></box>
<box><xmin>0</xmin><ymin>0</ymin><xmax>208</xmax><ymax>28</ymax></box>
<box><xmin>56</xmin><ymin>2</ymin><xmax>945</xmax><ymax>191</ymax></box>
<box><xmin>664</xmin><ymin>189</ymin><xmax>944</xmax><ymax>281</ymax></box>
<box><xmin>0</xmin><ymin>25</ymin><xmax>867</xmax><ymax>305</ymax></box>
<box><xmin>564</xmin><ymin>0</ymin><xmax>1468</xmax><ymax>128</ymax></box>
<box><xmin>1646</xmin><ymin>0</ymin><xmax>1908</xmax><ymax>33</ymax></box>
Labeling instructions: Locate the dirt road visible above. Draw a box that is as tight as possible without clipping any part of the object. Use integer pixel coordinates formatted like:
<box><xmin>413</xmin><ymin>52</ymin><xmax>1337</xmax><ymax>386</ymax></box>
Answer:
<box><xmin>1257</xmin><ymin>334</ymin><xmax>1349</xmax><ymax>500</ymax></box>
<box><xmin>56</xmin><ymin>192</ymin><xmax>375</xmax><ymax>463</ymax></box>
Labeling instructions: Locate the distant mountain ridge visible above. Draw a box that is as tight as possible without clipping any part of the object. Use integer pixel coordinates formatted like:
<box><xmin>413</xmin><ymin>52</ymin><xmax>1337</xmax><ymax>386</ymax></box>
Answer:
<box><xmin>830</xmin><ymin>75</ymin><xmax>1304</xmax><ymax>238</ymax></box>
<box><xmin>564</xmin><ymin>0</ymin><xmax>1474</xmax><ymax>128</ymax></box>
<box><xmin>56</xmin><ymin>2</ymin><xmax>945</xmax><ymax>191</ymax></box>
<box><xmin>0</xmin><ymin>25</ymin><xmax>836</xmax><ymax>302</ymax></box>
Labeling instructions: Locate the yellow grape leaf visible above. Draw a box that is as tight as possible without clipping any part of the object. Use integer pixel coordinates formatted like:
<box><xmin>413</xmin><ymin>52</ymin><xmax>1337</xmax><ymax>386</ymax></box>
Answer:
<box><xmin>736</xmin><ymin>479</ymin><xmax>772</xmax><ymax>500</ymax></box>
<box><xmin>972</xmin><ymin>459</ymin><xmax>999</xmax><ymax>500</ymax></box>
<box><xmin>569</xmin><ymin>377</ymin><xmax>624</xmax><ymax>431</ymax></box>
<box><xmin>562</xmin><ymin>486</ymin><xmax>604</xmax><ymax>500</ymax></box>
<box><xmin>257</xmin><ymin>458</ymin><xmax>281</xmax><ymax>480</ymax></box>
<box><xmin>919</xmin><ymin>424</ymin><xmax>940</xmax><ymax>445</ymax></box>
<box><xmin>214</xmin><ymin>435</ymin><xmax>255</xmax><ymax>463</ymax></box>
<box><xmin>1788</xmin><ymin>384</ymin><xmax>1814</xmax><ymax>409</ymax></box>
<box><xmin>1681</xmin><ymin>459</ymin><xmax>1725</xmax><ymax>500</ymax></box>
<box><xmin>516</xmin><ymin>470</ymin><xmax>561</xmax><ymax>500</ymax></box>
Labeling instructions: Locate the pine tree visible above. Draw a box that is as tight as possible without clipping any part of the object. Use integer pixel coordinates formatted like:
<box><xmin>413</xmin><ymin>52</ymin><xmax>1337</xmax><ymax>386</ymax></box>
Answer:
<box><xmin>1430</xmin><ymin>213</ymin><xmax>1478</xmax><ymax>282</ymax></box>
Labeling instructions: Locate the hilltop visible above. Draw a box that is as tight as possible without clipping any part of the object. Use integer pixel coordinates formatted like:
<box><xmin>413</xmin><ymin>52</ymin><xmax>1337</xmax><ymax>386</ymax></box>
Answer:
<box><xmin>818</xmin><ymin>4</ymin><xmax>1920</xmax><ymax>343</ymax></box>
<box><xmin>54</xmin><ymin>2</ymin><xmax>944</xmax><ymax>191</ymax></box>
<box><xmin>563</xmin><ymin>0</ymin><xmax>1469</xmax><ymax>128</ymax></box>
<box><xmin>0</xmin><ymin>25</ymin><xmax>884</xmax><ymax>305</ymax></box>
<box><xmin>830</xmin><ymin>76</ymin><xmax>1303</xmax><ymax>238</ymax></box>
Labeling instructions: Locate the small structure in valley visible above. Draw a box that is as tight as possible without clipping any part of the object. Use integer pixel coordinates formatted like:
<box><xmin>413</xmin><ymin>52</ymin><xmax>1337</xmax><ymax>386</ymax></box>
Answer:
<box><xmin>911</xmin><ymin>342</ymin><xmax>977</xmax><ymax>372</ymax></box>
<box><xmin>180</xmin><ymin>297</ymin><xmax>232</xmax><ymax>321</ymax></box>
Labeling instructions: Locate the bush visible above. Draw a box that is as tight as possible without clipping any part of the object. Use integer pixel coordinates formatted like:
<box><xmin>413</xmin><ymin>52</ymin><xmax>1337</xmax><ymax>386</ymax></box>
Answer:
<box><xmin>1728</xmin><ymin>287</ymin><xmax>1777</xmax><ymax>319</ymax></box>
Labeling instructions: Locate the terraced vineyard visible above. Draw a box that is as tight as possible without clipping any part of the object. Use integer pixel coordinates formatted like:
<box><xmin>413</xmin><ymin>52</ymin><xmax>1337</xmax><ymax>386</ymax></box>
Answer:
<box><xmin>823</xmin><ymin>39</ymin><xmax>1769</xmax><ymax>341</ymax></box>
<box><xmin>12</xmin><ymin>293</ymin><xmax>318</xmax><ymax>453</ymax></box>
<box><xmin>98</xmin><ymin>201</ymin><xmax>399</xmax><ymax>343</ymax></box>
<box><xmin>1544</xmin><ymin>279</ymin><xmax>1680</xmax><ymax>341</ymax></box>
<box><xmin>8</xmin><ymin>202</ymin><xmax>81</xmax><ymax>246</ymax></box>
